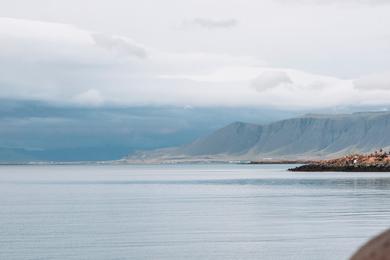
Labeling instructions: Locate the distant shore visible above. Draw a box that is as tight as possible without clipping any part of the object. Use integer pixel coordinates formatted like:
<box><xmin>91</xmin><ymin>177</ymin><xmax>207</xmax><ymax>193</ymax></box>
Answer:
<box><xmin>248</xmin><ymin>160</ymin><xmax>314</xmax><ymax>165</ymax></box>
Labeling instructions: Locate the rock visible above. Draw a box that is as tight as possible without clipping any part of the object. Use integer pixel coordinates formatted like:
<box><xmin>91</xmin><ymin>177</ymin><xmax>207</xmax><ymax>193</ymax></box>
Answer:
<box><xmin>350</xmin><ymin>229</ymin><xmax>390</xmax><ymax>260</ymax></box>
<box><xmin>289</xmin><ymin>151</ymin><xmax>390</xmax><ymax>172</ymax></box>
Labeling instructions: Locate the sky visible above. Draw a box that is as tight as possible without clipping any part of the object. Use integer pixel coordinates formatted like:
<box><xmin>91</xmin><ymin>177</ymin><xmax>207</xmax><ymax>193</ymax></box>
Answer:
<box><xmin>0</xmin><ymin>0</ymin><xmax>390</xmax><ymax>160</ymax></box>
<box><xmin>0</xmin><ymin>0</ymin><xmax>390</xmax><ymax>109</ymax></box>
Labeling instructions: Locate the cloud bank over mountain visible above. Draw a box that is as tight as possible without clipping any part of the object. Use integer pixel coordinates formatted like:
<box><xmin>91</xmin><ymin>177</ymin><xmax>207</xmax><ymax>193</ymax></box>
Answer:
<box><xmin>0</xmin><ymin>0</ymin><xmax>390</xmax><ymax>161</ymax></box>
<box><xmin>353</xmin><ymin>72</ymin><xmax>390</xmax><ymax>91</ymax></box>
<box><xmin>1</xmin><ymin>17</ymin><xmax>390</xmax><ymax>109</ymax></box>
<box><xmin>251</xmin><ymin>71</ymin><xmax>293</xmax><ymax>91</ymax></box>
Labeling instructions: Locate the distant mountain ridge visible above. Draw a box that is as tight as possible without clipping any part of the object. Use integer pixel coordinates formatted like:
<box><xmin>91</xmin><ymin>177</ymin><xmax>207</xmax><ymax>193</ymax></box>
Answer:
<box><xmin>126</xmin><ymin>111</ymin><xmax>390</xmax><ymax>162</ymax></box>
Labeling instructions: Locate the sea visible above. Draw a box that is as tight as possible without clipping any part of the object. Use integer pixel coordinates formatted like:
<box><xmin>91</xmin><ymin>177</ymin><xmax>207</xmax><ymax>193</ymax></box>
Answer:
<box><xmin>0</xmin><ymin>164</ymin><xmax>389</xmax><ymax>260</ymax></box>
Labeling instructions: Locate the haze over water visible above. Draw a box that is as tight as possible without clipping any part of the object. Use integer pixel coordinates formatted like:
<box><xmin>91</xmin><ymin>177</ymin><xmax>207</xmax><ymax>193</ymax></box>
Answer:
<box><xmin>1</xmin><ymin>164</ymin><xmax>389</xmax><ymax>260</ymax></box>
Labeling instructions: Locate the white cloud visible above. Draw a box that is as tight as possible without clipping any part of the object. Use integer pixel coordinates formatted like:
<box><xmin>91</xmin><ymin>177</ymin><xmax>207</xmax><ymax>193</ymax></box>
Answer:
<box><xmin>1</xmin><ymin>0</ymin><xmax>390</xmax><ymax>79</ymax></box>
<box><xmin>1</xmin><ymin>17</ymin><xmax>390</xmax><ymax>109</ymax></box>
<box><xmin>92</xmin><ymin>33</ymin><xmax>147</xmax><ymax>59</ymax></box>
<box><xmin>251</xmin><ymin>71</ymin><xmax>293</xmax><ymax>91</ymax></box>
<box><xmin>72</xmin><ymin>89</ymin><xmax>105</xmax><ymax>106</ymax></box>
<box><xmin>353</xmin><ymin>72</ymin><xmax>390</xmax><ymax>90</ymax></box>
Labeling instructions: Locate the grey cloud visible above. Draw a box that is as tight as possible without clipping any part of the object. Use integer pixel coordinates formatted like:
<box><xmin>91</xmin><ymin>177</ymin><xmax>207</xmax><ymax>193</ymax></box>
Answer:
<box><xmin>307</xmin><ymin>81</ymin><xmax>327</xmax><ymax>90</ymax></box>
<box><xmin>189</xmin><ymin>18</ymin><xmax>238</xmax><ymax>29</ymax></box>
<box><xmin>2</xmin><ymin>17</ymin><xmax>390</xmax><ymax>109</ymax></box>
<box><xmin>353</xmin><ymin>72</ymin><xmax>390</xmax><ymax>91</ymax></box>
<box><xmin>251</xmin><ymin>71</ymin><xmax>293</xmax><ymax>91</ymax></box>
<box><xmin>92</xmin><ymin>33</ymin><xmax>147</xmax><ymax>59</ymax></box>
<box><xmin>276</xmin><ymin>0</ymin><xmax>390</xmax><ymax>5</ymax></box>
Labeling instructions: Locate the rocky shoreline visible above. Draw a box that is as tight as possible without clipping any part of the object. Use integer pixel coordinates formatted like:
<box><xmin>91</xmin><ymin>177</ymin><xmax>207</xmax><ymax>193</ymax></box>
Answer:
<box><xmin>289</xmin><ymin>150</ymin><xmax>390</xmax><ymax>172</ymax></box>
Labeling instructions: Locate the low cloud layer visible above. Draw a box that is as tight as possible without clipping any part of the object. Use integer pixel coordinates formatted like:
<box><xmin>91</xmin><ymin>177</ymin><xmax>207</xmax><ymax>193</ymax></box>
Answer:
<box><xmin>353</xmin><ymin>72</ymin><xmax>390</xmax><ymax>91</ymax></box>
<box><xmin>92</xmin><ymin>33</ymin><xmax>148</xmax><ymax>59</ymax></box>
<box><xmin>251</xmin><ymin>71</ymin><xmax>293</xmax><ymax>91</ymax></box>
<box><xmin>1</xmin><ymin>17</ymin><xmax>390</xmax><ymax>109</ymax></box>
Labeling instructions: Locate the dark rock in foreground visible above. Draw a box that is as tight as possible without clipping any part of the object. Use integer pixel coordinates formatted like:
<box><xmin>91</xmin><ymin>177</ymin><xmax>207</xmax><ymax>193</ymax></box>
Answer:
<box><xmin>289</xmin><ymin>151</ymin><xmax>390</xmax><ymax>172</ymax></box>
<box><xmin>350</xmin><ymin>229</ymin><xmax>390</xmax><ymax>260</ymax></box>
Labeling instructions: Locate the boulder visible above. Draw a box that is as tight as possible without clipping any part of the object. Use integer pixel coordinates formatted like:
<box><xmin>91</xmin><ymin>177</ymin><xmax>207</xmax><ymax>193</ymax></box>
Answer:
<box><xmin>351</xmin><ymin>229</ymin><xmax>390</xmax><ymax>260</ymax></box>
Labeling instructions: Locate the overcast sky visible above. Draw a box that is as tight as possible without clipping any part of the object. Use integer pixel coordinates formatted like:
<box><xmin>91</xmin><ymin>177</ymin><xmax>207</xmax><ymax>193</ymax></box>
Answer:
<box><xmin>1</xmin><ymin>0</ymin><xmax>390</xmax><ymax>109</ymax></box>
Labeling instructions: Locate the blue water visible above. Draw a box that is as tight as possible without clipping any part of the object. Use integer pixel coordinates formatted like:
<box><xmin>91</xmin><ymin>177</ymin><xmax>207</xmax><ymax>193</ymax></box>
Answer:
<box><xmin>0</xmin><ymin>164</ymin><xmax>390</xmax><ymax>259</ymax></box>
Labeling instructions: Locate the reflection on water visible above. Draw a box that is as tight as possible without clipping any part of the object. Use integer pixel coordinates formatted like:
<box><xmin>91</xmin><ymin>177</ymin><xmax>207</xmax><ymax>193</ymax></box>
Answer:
<box><xmin>0</xmin><ymin>164</ymin><xmax>389</xmax><ymax>260</ymax></box>
<box><xmin>6</xmin><ymin>178</ymin><xmax>390</xmax><ymax>192</ymax></box>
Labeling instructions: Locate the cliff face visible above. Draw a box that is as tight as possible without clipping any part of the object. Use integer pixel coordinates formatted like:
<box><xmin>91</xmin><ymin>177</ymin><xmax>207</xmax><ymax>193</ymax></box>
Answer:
<box><xmin>179</xmin><ymin>122</ymin><xmax>262</xmax><ymax>156</ymax></box>
<box><xmin>247</xmin><ymin>112</ymin><xmax>390</xmax><ymax>157</ymax></box>
<box><xmin>127</xmin><ymin>112</ymin><xmax>390</xmax><ymax>162</ymax></box>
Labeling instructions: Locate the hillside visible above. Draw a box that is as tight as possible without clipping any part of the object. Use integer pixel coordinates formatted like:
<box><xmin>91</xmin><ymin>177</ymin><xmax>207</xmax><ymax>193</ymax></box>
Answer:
<box><xmin>126</xmin><ymin>112</ymin><xmax>390</xmax><ymax>162</ymax></box>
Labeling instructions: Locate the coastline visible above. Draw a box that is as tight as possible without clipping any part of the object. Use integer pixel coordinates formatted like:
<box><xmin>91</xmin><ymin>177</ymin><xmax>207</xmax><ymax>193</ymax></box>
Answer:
<box><xmin>248</xmin><ymin>160</ymin><xmax>313</xmax><ymax>165</ymax></box>
<box><xmin>289</xmin><ymin>151</ymin><xmax>390</xmax><ymax>172</ymax></box>
<box><xmin>289</xmin><ymin>164</ymin><xmax>390</xmax><ymax>172</ymax></box>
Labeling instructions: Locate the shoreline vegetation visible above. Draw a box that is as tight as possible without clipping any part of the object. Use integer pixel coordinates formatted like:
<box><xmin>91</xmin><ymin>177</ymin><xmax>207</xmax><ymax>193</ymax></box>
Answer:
<box><xmin>288</xmin><ymin>150</ymin><xmax>390</xmax><ymax>172</ymax></box>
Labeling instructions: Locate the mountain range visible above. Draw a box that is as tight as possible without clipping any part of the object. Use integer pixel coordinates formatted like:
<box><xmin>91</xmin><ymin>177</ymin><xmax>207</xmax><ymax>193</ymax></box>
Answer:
<box><xmin>127</xmin><ymin>111</ymin><xmax>390</xmax><ymax>163</ymax></box>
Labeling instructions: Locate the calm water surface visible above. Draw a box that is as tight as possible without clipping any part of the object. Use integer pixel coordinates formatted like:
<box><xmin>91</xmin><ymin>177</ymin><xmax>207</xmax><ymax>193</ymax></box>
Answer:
<box><xmin>0</xmin><ymin>164</ymin><xmax>390</xmax><ymax>260</ymax></box>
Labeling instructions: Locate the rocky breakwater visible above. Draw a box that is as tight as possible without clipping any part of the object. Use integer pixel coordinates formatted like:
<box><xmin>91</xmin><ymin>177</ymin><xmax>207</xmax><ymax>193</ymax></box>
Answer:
<box><xmin>289</xmin><ymin>150</ymin><xmax>390</xmax><ymax>172</ymax></box>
